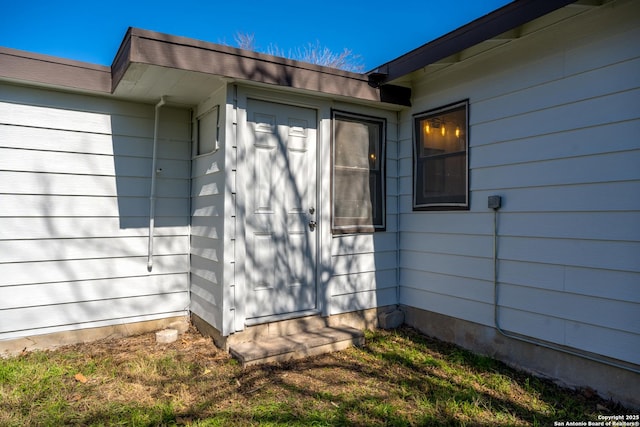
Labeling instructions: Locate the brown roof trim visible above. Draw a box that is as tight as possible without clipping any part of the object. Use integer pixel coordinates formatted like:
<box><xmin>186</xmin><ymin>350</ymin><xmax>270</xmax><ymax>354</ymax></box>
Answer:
<box><xmin>113</xmin><ymin>27</ymin><xmax>387</xmax><ymax>103</ymax></box>
<box><xmin>368</xmin><ymin>0</ymin><xmax>576</xmax><ymax>85</ymax></box>
<box><xmin>0</xmin><ymin>47</ymin><xmax>111</xmax><ymax>93</ymax></box>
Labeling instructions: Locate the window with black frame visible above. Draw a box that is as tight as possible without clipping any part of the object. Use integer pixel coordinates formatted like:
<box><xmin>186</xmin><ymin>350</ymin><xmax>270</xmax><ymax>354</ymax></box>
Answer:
<box><xmin>414</xmin><ymin>101</ymin><xmax>468</xmax><ymax>209</ymax></box>
<box><xmin>332</xmin><ymin>111</ymin><xmax>386</xmax><ymax>233</ymax></box>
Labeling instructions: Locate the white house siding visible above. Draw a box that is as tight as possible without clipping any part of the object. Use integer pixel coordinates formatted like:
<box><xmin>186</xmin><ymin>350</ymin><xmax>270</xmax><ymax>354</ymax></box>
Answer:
<box><xmin>189</xmin><ymin>85</ymin><xmax>233</xmax><ymax>335</ymax></box>
<box><xmin>399</xmin><ymin>1</ymin><xmax>640</xmax><ymax>365</ymax></box>
<box><xmin>328</xmin><ymin>103</ymin><xmax>399</xmax><ymax>315</ymax></box>
<box><xmin>0</xmin><ymin>83</ymin><xmax>191</xmax><ymax>340</ymax></box>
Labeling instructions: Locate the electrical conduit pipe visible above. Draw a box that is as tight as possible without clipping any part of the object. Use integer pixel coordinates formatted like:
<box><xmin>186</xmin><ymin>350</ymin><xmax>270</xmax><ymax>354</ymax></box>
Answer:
<box><xmin>490</xmin><ymin>197</ymin><xmax>639</xmax><ymax>374</ymax></box>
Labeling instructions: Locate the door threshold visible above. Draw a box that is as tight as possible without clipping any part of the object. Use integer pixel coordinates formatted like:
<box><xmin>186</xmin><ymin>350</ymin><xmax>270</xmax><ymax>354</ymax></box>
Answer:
<box><xmin>244</xmin><ymin>309</ymin><xmax>321</xmax><ymax>327</ymax></box>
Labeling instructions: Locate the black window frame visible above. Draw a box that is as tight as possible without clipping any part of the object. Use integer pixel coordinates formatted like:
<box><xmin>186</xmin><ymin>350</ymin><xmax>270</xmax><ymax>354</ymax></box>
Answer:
<box><xmin>413</xmin><ymin>100</ymin><xmax>469</xmax><ymax>210</ymax></box>
<box><xmin>331</xmin><ymin>110</ymin><xmax>386</xmax><ymax>234</ymax></box>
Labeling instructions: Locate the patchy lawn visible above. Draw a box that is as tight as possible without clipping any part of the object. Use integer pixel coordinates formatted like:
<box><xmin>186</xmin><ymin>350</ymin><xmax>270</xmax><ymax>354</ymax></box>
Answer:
<box><xmin>0</xmin><ymin>326</ymin><xmax>631</xmax><ymax>426</ymax></box>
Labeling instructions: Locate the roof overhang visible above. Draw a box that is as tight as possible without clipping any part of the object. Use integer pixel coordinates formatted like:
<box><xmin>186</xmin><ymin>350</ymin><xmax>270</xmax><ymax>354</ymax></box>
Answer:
<box><xmin>0</xmin><ymin>28</ymin><xmax>410</xmax><ymax>107</ymax></box>
<box><xmin>0</xmin><ymin>47</ymin><xmax>111</xmax><ymax>94</ymax></box>
<box><xmin>112</xmin><ymin>28</ymin><xmax>392</xmax><ymax>105</ymax></box>
<box><xmin>1</xmin><ymin>1</ymin><xmax>603</xmax><ymax>107</ymax></box>
<box><xmin>367</xmin><ymin>0</ymin><xmax>582</xmax><ymax>85</ymax></box>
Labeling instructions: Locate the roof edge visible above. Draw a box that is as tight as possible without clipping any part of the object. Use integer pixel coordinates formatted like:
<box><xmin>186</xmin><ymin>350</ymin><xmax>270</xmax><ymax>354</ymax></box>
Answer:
<box><xmin>0</xmin><ymin>47</ymin><xmax>111</xmax><ymax>93</ymax></box>
<box><xmin>368</xmin><ymin>0</ymin><xmax>576</xmax><ymax>84</ymax></box>
<box><xmin>128</xmin><ymin>28</ymin><xmax>368</xmax><ymax>80</ymax></box>
<box><xmin>113</xmin><ymin>27</ymin><xmax>407</xmax><ymax>105</ymax></box>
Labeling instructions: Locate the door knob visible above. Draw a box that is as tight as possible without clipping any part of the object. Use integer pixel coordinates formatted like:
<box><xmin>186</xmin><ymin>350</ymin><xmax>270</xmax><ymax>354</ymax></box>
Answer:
<box><xmin>308</xmin><ymin>220</ymin><xmax>317</xmax><ymax>232</ymax></box>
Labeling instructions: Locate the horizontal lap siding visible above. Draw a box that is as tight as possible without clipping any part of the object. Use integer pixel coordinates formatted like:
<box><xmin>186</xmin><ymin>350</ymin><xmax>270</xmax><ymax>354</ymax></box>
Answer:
<box><xmin>189</xmin><ymin>90</ymin><xmax>229</xmax><ymax>335</ymax></box>
<box><xmin>0</xmin><ymin>84</ymin><xmax>191</xmax><ymax>339</ymax></box>
<box><xmin>400</xmin><ymin>2</ymin><xmax>640</xmax><ymax>364</ymax></box>
<box><xmin>191</xmin><ymin>159</ymin><xmax>225</xmax><ymax>331</ymax></box>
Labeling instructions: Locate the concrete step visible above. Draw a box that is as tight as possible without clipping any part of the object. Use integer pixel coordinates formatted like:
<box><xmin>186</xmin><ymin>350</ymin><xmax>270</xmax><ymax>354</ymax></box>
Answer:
<box><xmin>229</xmin><ymin>325</ymin><xmax>365</xmax><ymax>367</ymax></box>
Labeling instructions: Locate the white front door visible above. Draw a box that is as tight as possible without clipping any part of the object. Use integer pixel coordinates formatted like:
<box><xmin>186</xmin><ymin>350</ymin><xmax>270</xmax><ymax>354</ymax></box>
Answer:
<box><xmin>244</xmin><ymin>99</ymin><xmax>317</xmax><ymax>320</ymax></box>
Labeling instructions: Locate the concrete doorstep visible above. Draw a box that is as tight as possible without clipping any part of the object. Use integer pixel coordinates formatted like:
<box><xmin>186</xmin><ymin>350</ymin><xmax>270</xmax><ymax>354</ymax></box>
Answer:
<box><xmin>229</xmin><ymin>325</ymin><xmax>365</xmax><ymax>367</ymax></box>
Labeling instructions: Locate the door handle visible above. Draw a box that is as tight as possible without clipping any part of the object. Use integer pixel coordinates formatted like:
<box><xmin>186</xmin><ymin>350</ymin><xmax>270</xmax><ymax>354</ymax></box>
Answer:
<box><xmin>308</xmin><ymin>220</ymin><xmax>317</xmax><ymax>232</ymax></box>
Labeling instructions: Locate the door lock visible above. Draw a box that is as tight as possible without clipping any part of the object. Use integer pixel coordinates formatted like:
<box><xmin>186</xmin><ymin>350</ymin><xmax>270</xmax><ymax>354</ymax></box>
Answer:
<box><xmin>309</xmin><ymin>207</ymin><xmax>315</xmax><ymax>215</ymax></box>
<box><xmin>308</xmin><ymin>220</ymin><xmax>317</xmax><ymax>232</ymax></box>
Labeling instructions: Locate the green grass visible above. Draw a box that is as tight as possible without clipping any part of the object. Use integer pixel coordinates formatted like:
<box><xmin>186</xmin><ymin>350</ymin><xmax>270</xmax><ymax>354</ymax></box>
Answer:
<box><xmin>0</xmin><ymin>326</ymin><xmax>631</xmax><ymax>426</ymax></box>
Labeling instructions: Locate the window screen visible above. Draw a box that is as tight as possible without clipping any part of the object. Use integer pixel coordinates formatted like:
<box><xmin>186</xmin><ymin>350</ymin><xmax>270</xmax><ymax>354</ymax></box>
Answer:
<box><xmin>332</xmin><ymin>111</ymin><xmax>385</xmax><ymax>233</ymax></box>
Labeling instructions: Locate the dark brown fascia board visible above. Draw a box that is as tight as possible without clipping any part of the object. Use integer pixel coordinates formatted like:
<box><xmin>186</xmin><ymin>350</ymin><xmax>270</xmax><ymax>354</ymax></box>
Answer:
<box><xmin>0</xmin><ymin>47</ymin><xmax>111</xmax><ymax>93</ymax></box>
<box><xmin>112</xmin><ymin>27</ymin><xmax>393</xmax><ymax>104</ymax></box>
<box><xmin>368</xmin><ymin>0</ymin><xmax>576</xmax><ymax>84</ymax></box>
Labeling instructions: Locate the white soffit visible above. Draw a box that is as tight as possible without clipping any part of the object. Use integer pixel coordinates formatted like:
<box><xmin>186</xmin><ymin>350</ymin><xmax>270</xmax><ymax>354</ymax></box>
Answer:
<box><xmin>113</xmin><ymin>63</ymin><xmax>226</xmax><ymax>105</ymax></box>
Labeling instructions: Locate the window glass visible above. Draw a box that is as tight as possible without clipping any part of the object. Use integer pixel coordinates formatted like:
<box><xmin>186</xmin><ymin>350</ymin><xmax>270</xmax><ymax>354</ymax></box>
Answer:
<box><xmin>332</xmin><ymin>112</ymin><xmax>385</xmax><ymax>233</ymax></box>
<box><xmin>197</xmin><ymin>106</ymin><xmax>218</xmax><ymax>156</ymax></box>
<box><xmin>414</xmin><ymin>101</ymin><xmax>468</xmax><ymax>209</ymax></box>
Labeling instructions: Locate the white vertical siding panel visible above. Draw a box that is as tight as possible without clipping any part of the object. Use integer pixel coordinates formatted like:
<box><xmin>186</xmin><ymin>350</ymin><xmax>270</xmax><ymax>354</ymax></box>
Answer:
<box><xmin>0</xmin><ymin>85</ymin><xmax>191</xmax><ymax>339</ymax></box>
<box><xmin>400</xmin><ymin>2</ymin><xmax>640</xmax><ymax>365</ymax></box>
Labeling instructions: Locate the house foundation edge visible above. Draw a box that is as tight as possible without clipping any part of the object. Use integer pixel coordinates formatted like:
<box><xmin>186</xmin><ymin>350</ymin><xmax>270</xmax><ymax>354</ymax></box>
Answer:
<box><xmin>0</xmin><ymin>315</ymin><xmax>189</xmax><ymax>358</ymax></box>
<box><xmin>402</xmin><ymin>305</ymin><xmax>640</xmax><ymax>410</ymax></box>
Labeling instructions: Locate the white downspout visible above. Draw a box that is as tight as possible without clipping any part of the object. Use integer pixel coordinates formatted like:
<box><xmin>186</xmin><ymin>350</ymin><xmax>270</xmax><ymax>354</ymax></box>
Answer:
<box><xmin>148</xmin><ymin>96</ymin><xmax>167</xmax><ymax>271</ymax></box>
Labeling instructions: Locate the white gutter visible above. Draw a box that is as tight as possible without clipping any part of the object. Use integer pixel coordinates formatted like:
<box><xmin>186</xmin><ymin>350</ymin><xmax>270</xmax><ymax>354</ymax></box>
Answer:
<box><xmin>148</xmin><ymin>96</ymin><xmax>167</xmax><ymax>271</ymax></box>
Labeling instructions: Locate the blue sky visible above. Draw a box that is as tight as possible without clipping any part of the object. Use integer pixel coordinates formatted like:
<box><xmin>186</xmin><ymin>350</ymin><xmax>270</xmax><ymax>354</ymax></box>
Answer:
<box><xmin>2</xmin><ymin>0</ymin><xmax>512</xmax><ymax>71</ymax></box>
